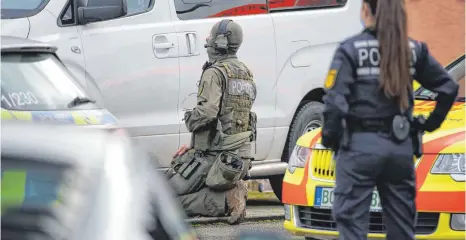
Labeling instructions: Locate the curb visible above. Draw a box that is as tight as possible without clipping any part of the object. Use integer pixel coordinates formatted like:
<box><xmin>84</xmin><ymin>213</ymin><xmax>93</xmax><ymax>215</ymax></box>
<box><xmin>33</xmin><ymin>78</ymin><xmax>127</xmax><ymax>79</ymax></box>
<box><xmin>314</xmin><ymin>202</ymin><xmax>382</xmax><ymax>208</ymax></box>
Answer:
<box><xmin>186</xmin><ymin>214</ymin><xmax>284</xmax><ymax>225</ymax></box>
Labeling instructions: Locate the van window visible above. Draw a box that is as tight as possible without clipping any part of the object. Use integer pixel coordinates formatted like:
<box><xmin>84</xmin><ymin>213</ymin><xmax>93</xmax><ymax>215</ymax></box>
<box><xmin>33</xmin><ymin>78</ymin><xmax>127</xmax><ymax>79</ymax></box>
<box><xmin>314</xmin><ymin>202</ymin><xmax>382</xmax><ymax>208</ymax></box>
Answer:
<box><xmin>269</xmin><ymin>0</ymin><xmax>347</xmax><ymax>12</ymax></box>
<box><xmin>1</xmin><ymin>0</ymin><xmax>49</xmax><ymax>19</ymax></box>
<box><xmin>60</xmin><ymin>1</ymin><xmax>75</xmax><ymax>26</ymax></box>
<box><xmin>57</xmin><ymin>0</ymin><xmax>152</xmax><ymax>26</ymax></box>
<box><xmin>1</xmin><ymin>53</ymin><xmax>97</xmax><ymax>111</ymax></box>
<box><xmin>174</xmin><ymin>0</ymin><xmax>267</xmax><ymax>20</ymax></box>
<box><xmin>127</xmin><ymin>0</ymin><xmax>153</xmax><ymax>15</ymax></box>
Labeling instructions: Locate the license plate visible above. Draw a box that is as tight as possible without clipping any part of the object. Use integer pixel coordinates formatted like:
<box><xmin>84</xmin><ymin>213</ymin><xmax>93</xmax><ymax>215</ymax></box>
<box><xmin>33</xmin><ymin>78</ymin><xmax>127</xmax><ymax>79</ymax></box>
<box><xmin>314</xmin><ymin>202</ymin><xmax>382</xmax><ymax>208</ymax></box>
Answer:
<box><xmin>314</xmin><ymin>187</ymin><xmax>382</xmax><ymax>212</ymax></box>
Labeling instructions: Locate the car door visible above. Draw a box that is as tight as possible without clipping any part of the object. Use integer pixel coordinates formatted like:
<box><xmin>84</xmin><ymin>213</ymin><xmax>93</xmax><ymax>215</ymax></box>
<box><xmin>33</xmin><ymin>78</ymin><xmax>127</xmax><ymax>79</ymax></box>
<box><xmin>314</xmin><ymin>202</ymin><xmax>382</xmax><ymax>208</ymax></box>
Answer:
<box><xmin>170</xmin><ymin>0</ymin><xmax>278</xmax><ymax>161</ymax></box>
<box><xmin>77</xmin><ymin>0</ymin><xmax>181</xmax><ymax>167</ymax></box>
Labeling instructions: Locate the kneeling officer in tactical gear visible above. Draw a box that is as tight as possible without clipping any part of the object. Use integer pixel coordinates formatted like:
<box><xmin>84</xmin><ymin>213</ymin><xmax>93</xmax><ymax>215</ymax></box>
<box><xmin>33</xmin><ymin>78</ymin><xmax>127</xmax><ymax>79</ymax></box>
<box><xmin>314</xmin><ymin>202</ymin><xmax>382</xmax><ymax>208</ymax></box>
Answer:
<box><xmin>167</xmin><ymin>19</ymin><xmax>257</xmax><ymax>225</ymax></box>
<box><xmin>321</xmin><ymin>0</ymin><xmax>459</xmax><ymax>239</ymax></box>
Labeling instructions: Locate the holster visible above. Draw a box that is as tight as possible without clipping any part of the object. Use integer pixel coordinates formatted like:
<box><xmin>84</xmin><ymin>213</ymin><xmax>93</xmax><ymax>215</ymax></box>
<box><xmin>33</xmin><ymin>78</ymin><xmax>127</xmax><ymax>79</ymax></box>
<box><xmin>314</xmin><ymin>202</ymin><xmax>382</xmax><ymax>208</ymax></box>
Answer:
<box><xmin>178</xmin><ymin>152</ymin><xmax>202</xmax><ymax>179</ymax></box>
<box><xmin>411</xmin><ymin>115</ymin><xmax>426</xmax><ymax>158</ymax></box>
<box><xmin>340</xmin><ymin>119</ymin><xmax>349</xmax><ymax>150</ymax></box>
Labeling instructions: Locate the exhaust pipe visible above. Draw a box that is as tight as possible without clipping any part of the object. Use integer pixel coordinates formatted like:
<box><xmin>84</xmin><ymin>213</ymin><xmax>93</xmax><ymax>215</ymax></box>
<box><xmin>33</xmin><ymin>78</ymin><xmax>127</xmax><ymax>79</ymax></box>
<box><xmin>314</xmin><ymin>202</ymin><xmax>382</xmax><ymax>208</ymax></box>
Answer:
<box><xmin>248</xmin><ymin>162</ymin><xmax>288</xmax><ymax>178</ymax></box>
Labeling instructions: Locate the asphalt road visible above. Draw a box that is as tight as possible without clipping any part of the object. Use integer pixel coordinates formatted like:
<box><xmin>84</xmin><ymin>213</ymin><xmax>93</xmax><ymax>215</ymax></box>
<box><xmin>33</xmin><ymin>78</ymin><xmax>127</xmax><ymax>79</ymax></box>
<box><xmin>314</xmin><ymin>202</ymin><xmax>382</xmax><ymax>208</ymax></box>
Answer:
<box><xmin>191</xmin><ymin>199</ymin><xmax>305</xmax><ymax>240</ymax></box>
<box><xmin>193</xmin><ymin>219</ymin><xmax>304</xmax><ymax>240</ymax></box>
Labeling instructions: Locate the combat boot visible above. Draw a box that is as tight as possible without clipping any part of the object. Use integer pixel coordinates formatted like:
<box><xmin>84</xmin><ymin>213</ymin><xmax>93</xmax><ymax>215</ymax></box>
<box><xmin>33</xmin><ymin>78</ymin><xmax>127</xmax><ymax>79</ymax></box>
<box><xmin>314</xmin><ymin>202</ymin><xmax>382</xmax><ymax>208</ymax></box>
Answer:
<box><xmin>226</xmin><ymin>181</ymin><xmax>248</xmax><ymax>225</ymax></box>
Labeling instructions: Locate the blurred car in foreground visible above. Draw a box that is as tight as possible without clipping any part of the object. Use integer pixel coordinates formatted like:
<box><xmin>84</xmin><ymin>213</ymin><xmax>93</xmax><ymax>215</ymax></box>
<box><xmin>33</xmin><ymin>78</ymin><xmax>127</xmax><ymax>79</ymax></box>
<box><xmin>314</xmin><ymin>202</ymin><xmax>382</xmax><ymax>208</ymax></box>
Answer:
<box><xmin>1</xmin><ymin>122</ymin><xmax>196</xmax><ymax>240</ymax></box>
<box><xmin>282</xmin><ymin>55</ymin><xmax>465</xmax><ymax>240</ymax></box>
<box><xmin>1</xmin><ymin>36</ymin><xmax>118</xmax><ymax>129</ymax></box>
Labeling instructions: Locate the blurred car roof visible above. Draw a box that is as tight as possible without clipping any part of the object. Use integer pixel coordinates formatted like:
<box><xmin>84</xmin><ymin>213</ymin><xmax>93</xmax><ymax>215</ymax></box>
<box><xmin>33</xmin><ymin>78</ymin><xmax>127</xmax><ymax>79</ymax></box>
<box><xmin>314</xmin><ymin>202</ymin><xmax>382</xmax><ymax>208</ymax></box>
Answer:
<box><xmin>2</xmin><ymin>121</ymin><xmax>110</xmax><ymax>169</ymax></box>
<box><xmin>1</xmin><ymin>122</ymin><xmax>196</xmax><ymax>240</ymax></box>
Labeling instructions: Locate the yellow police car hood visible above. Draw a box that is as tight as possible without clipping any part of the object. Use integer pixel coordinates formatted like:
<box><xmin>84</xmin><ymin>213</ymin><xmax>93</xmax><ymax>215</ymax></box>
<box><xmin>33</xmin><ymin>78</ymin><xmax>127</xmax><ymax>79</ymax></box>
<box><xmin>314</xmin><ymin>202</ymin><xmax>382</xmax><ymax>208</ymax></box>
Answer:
<box><xmin>298</xmin><ymin>101</ymin><xmax>465</xmax><ymax>154</ymax></box>
<box><xmin>1</xmin><ymin>108</ymin><xmax>118</xmax><ymax>126</ymax></box>
<box><xmin>299</xmin><ymin>128</ymin><xmax>464</xmax><ymax>155</ymax></box>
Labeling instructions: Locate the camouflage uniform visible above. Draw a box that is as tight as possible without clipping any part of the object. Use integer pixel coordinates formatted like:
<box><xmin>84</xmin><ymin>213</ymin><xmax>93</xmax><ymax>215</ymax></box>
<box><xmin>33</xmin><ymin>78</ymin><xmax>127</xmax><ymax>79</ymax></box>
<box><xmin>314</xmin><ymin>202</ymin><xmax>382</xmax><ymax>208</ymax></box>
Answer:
<box><xmin>178</xmin><ymin>20</ymin><xmax>256</xmax><ymax>225</ymax></box>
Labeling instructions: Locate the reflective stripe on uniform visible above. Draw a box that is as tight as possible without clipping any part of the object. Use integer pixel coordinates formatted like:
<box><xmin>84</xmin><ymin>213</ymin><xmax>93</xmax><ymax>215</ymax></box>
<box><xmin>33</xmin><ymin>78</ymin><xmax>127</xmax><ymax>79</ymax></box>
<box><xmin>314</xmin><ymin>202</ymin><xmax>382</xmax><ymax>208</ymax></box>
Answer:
<box><xmin>353</xmin><ymin>40</ymin><xmax>415</xmax><ymax>49</ymax></box>
<box><xmin>356</xmin><ymin>67</ymin><xmax>416</xmax><ymax>76</ymax></box>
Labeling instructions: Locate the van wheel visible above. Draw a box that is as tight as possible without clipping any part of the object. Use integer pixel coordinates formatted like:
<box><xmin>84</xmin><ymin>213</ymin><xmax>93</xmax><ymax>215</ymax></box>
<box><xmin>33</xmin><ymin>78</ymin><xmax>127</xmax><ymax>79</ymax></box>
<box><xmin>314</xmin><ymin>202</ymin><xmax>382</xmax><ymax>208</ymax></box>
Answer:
<box><xmin>269</xmin><ymin>175</ymin><xmax>284</xmax><ymax>201</ymax></box>
<box><xmin>269</xmin><ymin>101</ymin><xmax>324</xmax><ymax>201</ymax></box>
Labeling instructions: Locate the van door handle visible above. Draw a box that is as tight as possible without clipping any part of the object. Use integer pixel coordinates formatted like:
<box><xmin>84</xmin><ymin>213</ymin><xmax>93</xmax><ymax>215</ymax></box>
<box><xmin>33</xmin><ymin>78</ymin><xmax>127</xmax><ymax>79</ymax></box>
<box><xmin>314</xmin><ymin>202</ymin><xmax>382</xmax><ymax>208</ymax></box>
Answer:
<box><xmin>186</xmin><ymin>33</ymin><xmax>197</xmax><ymax>54</ymax></box>
<box><xmin>71</xmin><ymin>46</ymin><xmax>81</xmax><ymax>54</ymax></box>
<box><xmin>153</xmin><ymin>42</ymin><xmax>175</xmax><ymax>49</ymax></box>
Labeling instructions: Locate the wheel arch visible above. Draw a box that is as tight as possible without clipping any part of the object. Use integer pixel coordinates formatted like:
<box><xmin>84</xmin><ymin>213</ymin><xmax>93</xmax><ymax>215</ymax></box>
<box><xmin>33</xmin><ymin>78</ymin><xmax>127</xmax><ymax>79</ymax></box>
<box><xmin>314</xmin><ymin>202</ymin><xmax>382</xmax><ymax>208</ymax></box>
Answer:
<box><xmin>280</xmin><ymin>87</ymin><xmax>325</xmax><ymax>162</ymax></box>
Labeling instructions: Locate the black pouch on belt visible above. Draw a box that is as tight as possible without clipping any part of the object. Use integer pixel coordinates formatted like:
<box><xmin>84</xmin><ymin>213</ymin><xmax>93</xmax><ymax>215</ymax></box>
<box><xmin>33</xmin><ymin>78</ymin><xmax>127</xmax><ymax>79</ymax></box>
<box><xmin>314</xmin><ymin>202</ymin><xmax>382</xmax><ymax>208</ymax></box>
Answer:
<box><xmin>391</xmin><ymin>115</ymin><xmax>410</xmax><ymax>142</ymax></box>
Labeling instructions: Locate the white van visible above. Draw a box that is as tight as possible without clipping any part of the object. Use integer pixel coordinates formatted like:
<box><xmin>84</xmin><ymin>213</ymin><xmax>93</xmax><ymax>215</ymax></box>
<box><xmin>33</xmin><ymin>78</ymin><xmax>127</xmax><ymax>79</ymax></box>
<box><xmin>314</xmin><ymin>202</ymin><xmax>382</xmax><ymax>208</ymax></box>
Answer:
<box><xmin>1</xmin><ymin>0</ymin><xmax>361</xmax><ymax>199</ymax></box>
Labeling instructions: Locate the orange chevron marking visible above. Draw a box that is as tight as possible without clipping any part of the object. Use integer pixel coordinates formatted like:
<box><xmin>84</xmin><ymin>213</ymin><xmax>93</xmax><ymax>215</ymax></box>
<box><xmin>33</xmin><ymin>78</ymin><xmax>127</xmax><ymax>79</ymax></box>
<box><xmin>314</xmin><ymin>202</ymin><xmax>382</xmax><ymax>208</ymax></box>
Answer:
<box><xmin>282</xmin><ymin>132</ymin><xmax>321</xmax><ymax>205</ymax></box>
<box><xmin>415</xmin><ymin>131</ymin><xmax>465</xmax><ymax>212</ymax></box>
<box><xmin>416</xmin><ymin>131</ymin><xmax>465</xmax><ymax>190</ymax></box>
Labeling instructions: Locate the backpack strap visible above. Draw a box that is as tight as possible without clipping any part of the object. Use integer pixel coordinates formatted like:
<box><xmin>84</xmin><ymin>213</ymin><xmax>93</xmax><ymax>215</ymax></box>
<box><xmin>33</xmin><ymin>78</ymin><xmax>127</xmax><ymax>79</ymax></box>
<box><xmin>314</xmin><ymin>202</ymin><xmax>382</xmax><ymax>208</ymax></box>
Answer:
<box><xmin>208</xmin><ymin>65</ymin><xmax>228</xmax><ymax>118</ymax></box>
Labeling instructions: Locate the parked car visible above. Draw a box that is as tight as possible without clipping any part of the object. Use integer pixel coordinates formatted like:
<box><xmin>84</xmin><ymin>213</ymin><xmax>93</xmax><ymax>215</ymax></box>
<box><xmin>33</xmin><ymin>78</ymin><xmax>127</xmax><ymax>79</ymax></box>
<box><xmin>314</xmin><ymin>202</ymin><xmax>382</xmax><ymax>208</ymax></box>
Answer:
<box><xmin>1</xmin><ymin>0</ymin><xmax>363</xmax><ymax>199</ymax></box>
<box><xmin>1</xmin><ymin>122</ymin><xmax>197</xmax><ymax>240</ymax></box>
<box><xmin>281</xmin><ymin>55</ymin><xmax>465</xmax><ymax>239</ymax></box>
<box><xmin>1</xmin><ymin>36</ymin><xmax>118</xmax><ymax>129</ymax></box>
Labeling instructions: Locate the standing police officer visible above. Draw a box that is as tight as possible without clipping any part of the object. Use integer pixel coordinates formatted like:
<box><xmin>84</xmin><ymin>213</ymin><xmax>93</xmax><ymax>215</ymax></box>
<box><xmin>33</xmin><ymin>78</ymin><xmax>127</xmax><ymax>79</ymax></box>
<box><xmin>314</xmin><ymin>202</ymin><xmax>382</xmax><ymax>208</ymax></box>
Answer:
<box><xmin>322</xmin><ymin>0</ymin><xmax>459</xmax><ymax>239</ymax></box>
<box><xmin>173</xmin><ymin>19</ymin><xmax>257</xmax><ymax>225</ymax></box>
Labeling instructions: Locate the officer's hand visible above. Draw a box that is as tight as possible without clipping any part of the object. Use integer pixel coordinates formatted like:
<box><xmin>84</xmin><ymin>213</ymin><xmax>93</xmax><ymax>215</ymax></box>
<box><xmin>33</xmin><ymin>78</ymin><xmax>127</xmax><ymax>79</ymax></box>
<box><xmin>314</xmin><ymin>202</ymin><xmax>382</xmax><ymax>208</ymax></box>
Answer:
<box><xmin>323</xmin><ymin>139</ymin><xmax>339</xmax><ymax>152</ymax></box>
<box><xmin>183</xmin><ymin>110</ymin><xmax>192</xmax><ymax>122</ymax></box>
<box><xmin>412</xmin><ymin>115</ymin><xmax>427</xmax><ymax>131</ymax></box>
<box><xmin>322</xmin><ymin>133</ymin><xmax>342</xmax><ymax>153</ymax></box>
<box><xmin>322</xmin><ymin>138</ymin><xmax>332</xmax><ymax>149</ymax></box>
<box><xmin>173</xmin><ymin>145</ymin><xmax>191</xmax><ymax>159</ymax></box>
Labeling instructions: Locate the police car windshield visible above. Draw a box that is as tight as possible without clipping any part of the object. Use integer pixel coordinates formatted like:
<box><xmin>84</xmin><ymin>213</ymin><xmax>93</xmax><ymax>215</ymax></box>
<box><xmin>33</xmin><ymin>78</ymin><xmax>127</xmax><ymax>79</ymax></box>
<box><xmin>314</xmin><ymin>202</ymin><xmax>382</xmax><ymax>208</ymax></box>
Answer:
<box><xmin>456</xmin><ymin>78</ymin><xmax>465</xmax><ymax>101</ymax></box>
<box><xmin>1</xmin><ymin>0</ymin><xmax>49</xmax><ymax>19</ymax></box>
<box><xmin>1</xmin><ymin>53</ymin><xmax>97</xmax><ymax>111</ymax></box>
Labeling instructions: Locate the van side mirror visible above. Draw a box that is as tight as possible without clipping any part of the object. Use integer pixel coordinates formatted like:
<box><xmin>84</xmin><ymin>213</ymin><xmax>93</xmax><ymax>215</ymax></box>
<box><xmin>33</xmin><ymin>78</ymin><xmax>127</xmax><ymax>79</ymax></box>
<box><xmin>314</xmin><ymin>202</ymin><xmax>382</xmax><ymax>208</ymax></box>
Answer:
<box><xmin>77</xmin><ymin>0</ymin><xmax>127</xmax><ymax>25</ymax></box>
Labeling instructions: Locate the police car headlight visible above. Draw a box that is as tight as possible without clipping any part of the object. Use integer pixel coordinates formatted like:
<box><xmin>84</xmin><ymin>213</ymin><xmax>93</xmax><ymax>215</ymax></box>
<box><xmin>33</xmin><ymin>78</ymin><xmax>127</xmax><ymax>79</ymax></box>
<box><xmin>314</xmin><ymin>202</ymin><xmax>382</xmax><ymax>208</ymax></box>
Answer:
<box><xmin>431</xmin><ymin>154</ymin><xmax>465</xmax><ymax>181</ymax></box>
<box><xmin>451</xmin><ymin>214</ymin><xmax>465</xmax><ymax>230</ymax></box>
<box><xmin>287</xmin><ymin>146</ymin><xmax>310</xmax><ymax>174</ymax></box>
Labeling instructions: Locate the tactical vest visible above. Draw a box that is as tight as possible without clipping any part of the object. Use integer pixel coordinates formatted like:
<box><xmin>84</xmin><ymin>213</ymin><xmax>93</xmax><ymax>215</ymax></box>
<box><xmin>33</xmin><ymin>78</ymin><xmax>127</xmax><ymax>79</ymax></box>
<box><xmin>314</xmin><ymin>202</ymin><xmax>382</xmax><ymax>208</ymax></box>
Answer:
<box><xmin>212</xmin><ymin>59</ymin><xmax>256</xmax><ymax>135</ymax></box>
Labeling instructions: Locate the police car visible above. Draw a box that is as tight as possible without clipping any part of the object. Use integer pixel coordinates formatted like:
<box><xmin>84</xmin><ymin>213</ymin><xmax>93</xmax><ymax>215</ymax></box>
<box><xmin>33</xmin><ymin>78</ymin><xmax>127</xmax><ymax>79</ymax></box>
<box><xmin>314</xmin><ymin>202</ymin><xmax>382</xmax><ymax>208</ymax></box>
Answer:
<box><xmin>281</xmin><ymin>55</ymin><xmax>465</xmax><ymax>240</ymax></box>
<box><xmin>1</xmin><ymin>36</ymin><xmax>118</xmax><ymax>129</ymax></box>
<box><xmin>1</xmin><ymin>122</ymin><xmax>198</xmax><ymax>240</ymax></box>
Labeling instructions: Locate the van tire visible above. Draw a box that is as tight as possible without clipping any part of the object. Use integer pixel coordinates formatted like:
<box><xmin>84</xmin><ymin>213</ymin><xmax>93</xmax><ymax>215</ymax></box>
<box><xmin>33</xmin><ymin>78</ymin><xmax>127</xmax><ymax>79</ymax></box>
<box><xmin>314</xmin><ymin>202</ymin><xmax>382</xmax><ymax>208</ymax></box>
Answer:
<box><xmin>269</xmin><ymin>101</ymin><xmax>324</xmax><ymax>201</ymax></box>
<box><xmin>269</xmin><ymin>175</ymin><xmax>284</xmax><ymax>201</ymax></box>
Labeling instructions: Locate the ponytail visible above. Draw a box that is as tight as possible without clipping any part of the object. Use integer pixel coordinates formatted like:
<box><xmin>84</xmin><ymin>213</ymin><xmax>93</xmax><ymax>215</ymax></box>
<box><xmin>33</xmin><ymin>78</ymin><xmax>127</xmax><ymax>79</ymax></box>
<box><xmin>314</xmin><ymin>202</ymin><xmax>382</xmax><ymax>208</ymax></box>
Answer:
<box><xmin>367</xmin><ymin>0</ymin><xmax>412</xmax><ymax>111</ymax></box>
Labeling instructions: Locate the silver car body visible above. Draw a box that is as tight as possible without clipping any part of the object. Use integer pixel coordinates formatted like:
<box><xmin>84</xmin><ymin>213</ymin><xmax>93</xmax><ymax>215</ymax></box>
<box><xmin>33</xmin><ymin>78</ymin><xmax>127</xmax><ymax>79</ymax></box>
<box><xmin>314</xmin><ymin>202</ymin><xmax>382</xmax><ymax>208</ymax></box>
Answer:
<box><xmin>1</xmin><ymin>122</ymin><xmax>195</xmax><ymax>240</ymax></box>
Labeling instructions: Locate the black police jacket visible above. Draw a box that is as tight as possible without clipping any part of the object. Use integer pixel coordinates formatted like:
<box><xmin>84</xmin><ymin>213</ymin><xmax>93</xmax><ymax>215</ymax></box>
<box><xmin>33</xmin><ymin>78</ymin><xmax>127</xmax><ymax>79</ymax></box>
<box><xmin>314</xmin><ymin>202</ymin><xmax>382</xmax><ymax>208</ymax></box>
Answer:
<box><xmin>321</xmin><ymin>28</ymin><xmax>459</xmax><ymax>149</ymax></box>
